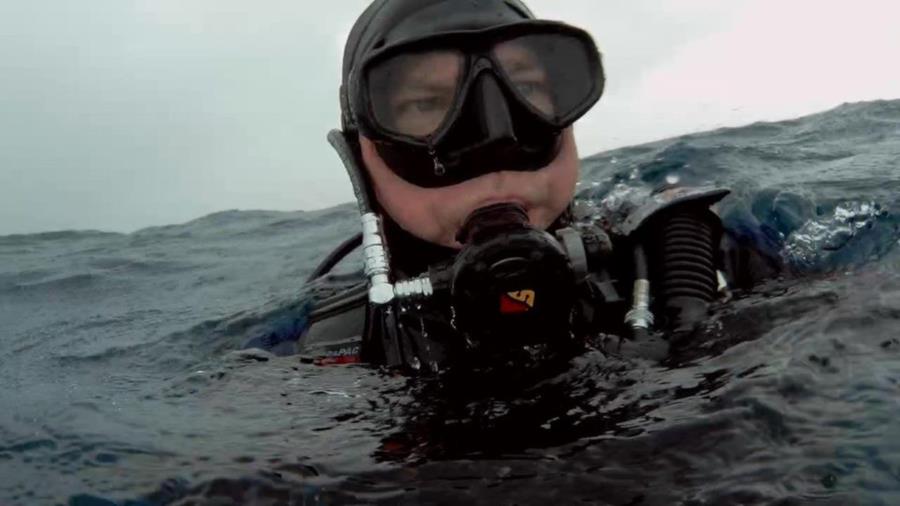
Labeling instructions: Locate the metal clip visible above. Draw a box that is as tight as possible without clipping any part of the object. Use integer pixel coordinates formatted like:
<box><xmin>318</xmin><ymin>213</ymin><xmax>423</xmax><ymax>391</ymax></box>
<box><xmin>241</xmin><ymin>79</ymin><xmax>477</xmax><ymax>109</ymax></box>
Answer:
<box><xmin>429</xmin><ymin>145</ymin><xmax>446</xmax><ymax>176</ymax></box>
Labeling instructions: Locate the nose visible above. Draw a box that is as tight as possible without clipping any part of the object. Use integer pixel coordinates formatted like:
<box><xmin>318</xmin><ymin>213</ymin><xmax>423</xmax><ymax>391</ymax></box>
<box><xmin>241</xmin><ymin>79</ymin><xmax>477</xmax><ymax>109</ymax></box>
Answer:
<box><xmin>470</xmin><ymin>72</ymin><xmax>516</xmax><ymax>142</ymax></box>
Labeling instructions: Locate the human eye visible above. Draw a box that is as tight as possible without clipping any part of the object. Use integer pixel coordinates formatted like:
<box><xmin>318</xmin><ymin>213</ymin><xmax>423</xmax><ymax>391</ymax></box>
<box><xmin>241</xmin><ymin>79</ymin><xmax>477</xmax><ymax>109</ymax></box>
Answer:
<box><xmin>514</xmin><ymin>80</ymin><xmax>543</xmax><ymax>97</ymax></box>
<box><xmin>511</xmin><ymin>76</ymin><xmax>554</xmax><ymax>116</ymax></box>
<box><xmin>391</xmin><ymin>91</ymin><xmax>453</xmax><ymax>136</ymax></box>
<box><xmin>401</xmin><ymin>95</ymin><xmax>446</xmax><ymax>114</ymax></box>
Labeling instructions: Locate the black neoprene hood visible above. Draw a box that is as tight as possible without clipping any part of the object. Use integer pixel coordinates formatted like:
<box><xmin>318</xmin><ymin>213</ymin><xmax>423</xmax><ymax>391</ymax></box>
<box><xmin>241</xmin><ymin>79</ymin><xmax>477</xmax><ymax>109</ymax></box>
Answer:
<box><xmin>339</xmin><ymin>0</ymin><xmax>537</xmax><ymax>132</ymax></box>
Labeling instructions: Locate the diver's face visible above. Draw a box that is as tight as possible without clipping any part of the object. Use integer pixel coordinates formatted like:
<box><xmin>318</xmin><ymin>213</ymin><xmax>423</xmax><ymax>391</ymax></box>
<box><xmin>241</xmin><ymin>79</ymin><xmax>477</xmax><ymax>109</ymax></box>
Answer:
<box><xmin>359</xmin><ymin>127</ymin><xmax>579</xmax><ymax>249</ymax></box>
<box><xmin>360</xmin><ymin>39</ymin><xmax>579</xmax><ymax>248</ymax></box>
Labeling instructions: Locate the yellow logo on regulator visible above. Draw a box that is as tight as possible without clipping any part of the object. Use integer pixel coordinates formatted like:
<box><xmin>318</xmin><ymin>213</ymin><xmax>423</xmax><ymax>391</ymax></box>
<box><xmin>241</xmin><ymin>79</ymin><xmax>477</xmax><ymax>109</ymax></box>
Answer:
<box><xmin>506</xmin><ymin>290</ymin><xmax>536</xmax><ymax>308</ymax></box>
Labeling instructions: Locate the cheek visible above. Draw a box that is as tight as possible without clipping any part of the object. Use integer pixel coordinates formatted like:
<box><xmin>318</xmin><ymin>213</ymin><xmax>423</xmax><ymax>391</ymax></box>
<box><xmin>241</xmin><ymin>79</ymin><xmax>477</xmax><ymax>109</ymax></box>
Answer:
<box><xmin>362</xmin><ymin>142</ymin><xmax>464</xmax><ymax>247</ymax></box>
<box><xmin>528</xmin><ymin>133</ymin><xmax>580</xmax><ymax>227</ymax></box>
<box><xmin>374</xmin><ymin>182</ymin><xmax>456</xmax><ymax>245</ymax></box>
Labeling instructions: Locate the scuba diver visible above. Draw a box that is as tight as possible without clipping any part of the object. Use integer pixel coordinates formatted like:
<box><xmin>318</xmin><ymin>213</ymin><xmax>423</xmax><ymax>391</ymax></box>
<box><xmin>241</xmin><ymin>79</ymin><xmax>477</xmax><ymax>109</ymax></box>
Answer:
<box><xmin>244</xmin><ymin>0</ymin><xmax>781</xmax><ymax>371</ymax></box>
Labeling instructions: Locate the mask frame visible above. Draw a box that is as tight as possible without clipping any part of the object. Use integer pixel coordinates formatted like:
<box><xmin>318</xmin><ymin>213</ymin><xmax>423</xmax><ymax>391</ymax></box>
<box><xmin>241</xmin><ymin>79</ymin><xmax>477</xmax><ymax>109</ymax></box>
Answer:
<box><xmin>348</xmin><ymin>21</ymin><xmax>605</xmax><ymax>187</ymax></box>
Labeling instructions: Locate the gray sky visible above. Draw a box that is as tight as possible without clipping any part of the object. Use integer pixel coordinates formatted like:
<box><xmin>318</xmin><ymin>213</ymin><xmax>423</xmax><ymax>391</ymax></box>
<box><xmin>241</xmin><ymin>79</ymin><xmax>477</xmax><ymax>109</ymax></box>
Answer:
<box><xmin>2</xmin><ymin>0</ymin><xmax>898</xmax><ymax>235</ymax></box>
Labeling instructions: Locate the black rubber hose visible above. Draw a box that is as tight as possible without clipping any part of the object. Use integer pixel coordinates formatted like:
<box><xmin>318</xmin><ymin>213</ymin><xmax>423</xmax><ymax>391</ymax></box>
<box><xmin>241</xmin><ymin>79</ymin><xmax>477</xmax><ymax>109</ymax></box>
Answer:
<box><xmin>328</xmin><ymin>129</ymin><xmax>372</xmax><ymax>215</ymax></box>
<box><xmin>306</xmin><ymin>233</ymin><xmax>363</xmax><ymax>282</ymax></box>
<box><xmin>657</xmin><ymin>211</ymin><xmax>718</xmax><ymax>335</ymax></box>
<box><xmin>632</xmin><ymin>326</ymin><xmax>649</xmax><ymax>342</ymax></box>
<box><xmin>634</xmin><ymin>243</ymin><xmax>648</xmax><ymax>280</ymax></box>
<box><xmin>625</xmin><ymin>243</ymin><xmax>672</xmax><ymax>361</ymax></box>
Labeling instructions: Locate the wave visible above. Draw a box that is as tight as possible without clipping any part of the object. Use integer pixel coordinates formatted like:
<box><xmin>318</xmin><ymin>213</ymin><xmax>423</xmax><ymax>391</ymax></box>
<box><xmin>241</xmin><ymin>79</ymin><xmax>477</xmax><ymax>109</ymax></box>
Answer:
<box><xmin>3</xmin><ymin>98</ymin><xmax>900</xmax><ymax>506</ymax></box>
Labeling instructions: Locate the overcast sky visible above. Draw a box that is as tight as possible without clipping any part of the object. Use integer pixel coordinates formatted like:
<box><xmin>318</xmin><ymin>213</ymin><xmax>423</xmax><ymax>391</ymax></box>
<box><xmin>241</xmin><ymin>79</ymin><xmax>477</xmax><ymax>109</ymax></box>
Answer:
<box><xmin>2</xmin><ymin>0</ymin><xmax>898</xmax><ymax>235</ymax></box>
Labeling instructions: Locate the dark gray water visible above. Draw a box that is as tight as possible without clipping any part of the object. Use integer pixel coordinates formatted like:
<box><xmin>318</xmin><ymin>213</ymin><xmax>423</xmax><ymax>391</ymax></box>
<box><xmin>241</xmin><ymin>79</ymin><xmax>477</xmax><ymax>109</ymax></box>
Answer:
<box><xmin>1</xmin><ymin>100</ymin><xmax>899</xmax><ymax>505</ymax></box>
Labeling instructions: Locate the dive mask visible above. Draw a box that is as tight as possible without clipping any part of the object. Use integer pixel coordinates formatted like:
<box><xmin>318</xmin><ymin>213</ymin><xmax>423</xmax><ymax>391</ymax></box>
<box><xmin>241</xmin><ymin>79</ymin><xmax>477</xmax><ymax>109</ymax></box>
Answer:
<box><xmin>350</xmin><ymin>21</ymin><xmax>605</xmax><ymax>188</ymax></box>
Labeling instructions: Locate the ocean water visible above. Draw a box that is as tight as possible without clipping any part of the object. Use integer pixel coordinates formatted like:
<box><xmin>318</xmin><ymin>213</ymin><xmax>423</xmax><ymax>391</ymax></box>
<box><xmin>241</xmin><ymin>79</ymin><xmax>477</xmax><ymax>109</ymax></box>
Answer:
<box><xmin>1</xmin><ymin>100</ymin><xmax>899</xmax><ymax>505</ymax></box>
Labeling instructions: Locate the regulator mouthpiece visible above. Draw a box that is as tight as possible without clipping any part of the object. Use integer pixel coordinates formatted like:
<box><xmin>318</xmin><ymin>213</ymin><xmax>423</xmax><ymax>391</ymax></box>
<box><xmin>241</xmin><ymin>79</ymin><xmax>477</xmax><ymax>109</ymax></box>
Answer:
<box><xmin>451</xmin><ymin>203</ymin><xmax>576</xmax><ymax>350</ymax></box>
<box><xmin>456</xmin><ymin>202</ymin><xmax>530</xmax><ymax>245</ymax></box>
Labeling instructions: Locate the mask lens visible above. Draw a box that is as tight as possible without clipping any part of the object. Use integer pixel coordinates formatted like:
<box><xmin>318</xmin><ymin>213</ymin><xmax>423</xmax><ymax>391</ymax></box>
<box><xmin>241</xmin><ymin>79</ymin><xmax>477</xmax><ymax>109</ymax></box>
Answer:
<box><xmin>367</xmin><ymin>49</ymin><xmax>465</xmax><ymax>138</ymax></box>
<box><xmin>493</xmin><ymin>33</ymin><xmax>599</xmax><ymax>124</ymax></box>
